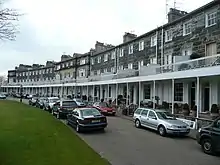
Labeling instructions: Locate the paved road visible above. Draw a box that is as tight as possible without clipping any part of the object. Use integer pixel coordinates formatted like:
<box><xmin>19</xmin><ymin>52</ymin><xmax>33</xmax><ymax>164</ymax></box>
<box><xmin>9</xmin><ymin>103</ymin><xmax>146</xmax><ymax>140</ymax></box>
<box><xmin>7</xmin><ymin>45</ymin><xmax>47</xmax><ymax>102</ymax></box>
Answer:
<box><xmin>77</xmin><ymin>117</ymin><xmax>220</xmax><ymax>165</ymax></box>
<box><xmin>7</xmin><ymin>98</ymin><xmax>220</xmax><ymax>165</ymax></box>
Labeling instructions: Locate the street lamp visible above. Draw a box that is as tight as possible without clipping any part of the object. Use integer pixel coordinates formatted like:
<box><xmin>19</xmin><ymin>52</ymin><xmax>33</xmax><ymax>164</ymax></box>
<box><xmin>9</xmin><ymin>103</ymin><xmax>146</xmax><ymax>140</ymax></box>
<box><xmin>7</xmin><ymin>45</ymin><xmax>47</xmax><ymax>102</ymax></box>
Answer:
<box><xmin>20</xmin><ymin>84</ymin><xmax>23</xmax><ymax>103</ymax></box>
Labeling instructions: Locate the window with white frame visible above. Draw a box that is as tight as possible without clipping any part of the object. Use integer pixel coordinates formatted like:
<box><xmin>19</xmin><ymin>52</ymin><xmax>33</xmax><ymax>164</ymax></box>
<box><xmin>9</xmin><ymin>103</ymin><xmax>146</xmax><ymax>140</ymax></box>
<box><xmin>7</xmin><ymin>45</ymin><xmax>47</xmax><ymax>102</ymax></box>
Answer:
<box><xmin>97</xmin><ymin>69</ymin><xmax>101</xmax><ymax>75</ymax></box>
<box><xmin>138</xmin><ymin>60</ymin><xmax>144</xmax><ymax>69</ymax></box>
<box><xmin>150</xmin><ymin>57</ymin><xmax>157</xmax><ymax>64</ymax></box>
<box><xmin>139</xmin><ymin>40</ymin><xmax>144</xmax><ymax>51</ymax></box>
<box><xmin>206</xmin><ymin>42</ymin><xmax>217</xmax><ymax>56</ymax></box>
<box><xmin>57</xmin><ymin>65</ymin><xmax>60</xmax><ymax>70</ymax></box>
<box><xmin>111</xmin><ymin>67</ymin><xmax>115</xmax><ymax>73</ymax></box>
<box><xmin>70</xmin><ymin>61</ymin><xmax>73</xmax><ymax>66</ymax></box>
<box><xmin>66</xmin><ymin>63</ymin><xmax>69</xmax><ymax>67</ymax></box>
<box><xmin>128</xmin><ymin>63</ymin><xmax>133</xmax><ymax>69</ymax></box>
<box><xmin>206</xmin><ymin>11</ymin><xmax>217</xmax><ymax>27</ymax></box>
<box><xmin>165</xmin><ymin>29</ymin><xmax>173</xmax><ymax>42</ymax></box>
<box><xmin>182</xmin><ymin>48</ymin><xmax>192</xmax><ymax>56</ymax></box>
<box><xmin>104</xmin><ymin>54</ymin><xmax>108</xmax><ymax>62</ymax></box>
<box><xmin>174</xmin><ymin>83</ymin><xmax>183</xmax><ymax>101</ymax></box>
<box><xmin>183</xmin><ymin>21</ymin><xmax>192</xmax><ymax>36</ymax></box>
<box><xmin>80</xmin><ymin>59</ymin><xmax>86</xmax><ymax>65</ymax></box>
<box><xmin>144</xmin><ymin>84</ymin><xmax>151</xmax><ymax>99</ymax></box>
<box><xmin>119</xmin><ymin>48</ymin><xmax>124</xmax><ymax>57</ymax></box>
<box><xmin>103</xmin><ymin>68</ymin><xmax>108</xmax><ymax>73</ymax></box>
<box><xmin>91</xmin><ymin>58</ymin><xmax>94</xmax><ymax>65</ymax></box>
<box><xmin>97</xmin><ymin>56</ymin><xmax>101</xmax><ymax>63</ymax></box>
<box><xmin>111</xmin><ymin>51</ymin><xmax>116</xmax><ymax>59</ymax></box>
<box><xmin>151</xmin><ymin>35</ymin><xmax>157</xmax><ymax>47</ymax></box>
<box><xmin>62</xmin><ymin>64</ymin><xmax>65</xmax><ymax>68</ymax></box>
<box><xmin>128</xmin><ymin>45</ymin><xmax>133</xmax><ymax>54</ymax></box>
<box><xmin>118</xmin><ymin>65</ymin><xmax>123</xmax><ymax>70</ymax></box>
<box><xmin>79</xmin><ymin>69</ymin><xmax>85</xmax><ymax>77</ymax></box>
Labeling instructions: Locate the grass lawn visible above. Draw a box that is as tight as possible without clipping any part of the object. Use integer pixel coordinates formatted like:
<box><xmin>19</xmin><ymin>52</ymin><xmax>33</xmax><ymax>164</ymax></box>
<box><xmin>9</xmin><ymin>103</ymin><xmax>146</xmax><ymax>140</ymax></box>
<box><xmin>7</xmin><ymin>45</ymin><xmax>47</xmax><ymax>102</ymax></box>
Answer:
<box><xmin>0</xmin><ymin>100</ymin><xmax>110</xmax><ymax>165</ymax></box>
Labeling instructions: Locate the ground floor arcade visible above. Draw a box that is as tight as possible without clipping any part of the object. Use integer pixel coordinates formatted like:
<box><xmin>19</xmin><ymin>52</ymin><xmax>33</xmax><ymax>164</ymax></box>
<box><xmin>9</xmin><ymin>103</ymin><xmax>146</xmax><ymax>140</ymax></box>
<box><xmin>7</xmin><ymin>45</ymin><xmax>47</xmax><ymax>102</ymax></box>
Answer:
<box><xmin>2</xmin><ymin>76</ymin><xmax>220</xmax><ymax>116</ymax></box>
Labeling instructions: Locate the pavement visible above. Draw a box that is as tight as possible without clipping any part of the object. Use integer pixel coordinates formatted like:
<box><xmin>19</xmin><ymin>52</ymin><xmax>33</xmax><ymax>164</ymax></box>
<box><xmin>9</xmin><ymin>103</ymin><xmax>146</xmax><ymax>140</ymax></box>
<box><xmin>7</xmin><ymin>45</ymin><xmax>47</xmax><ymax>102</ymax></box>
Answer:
<box><xmin>6</xmin><ymin>98</ymin><xmax>220</xmax><ymax>165</ymax></box>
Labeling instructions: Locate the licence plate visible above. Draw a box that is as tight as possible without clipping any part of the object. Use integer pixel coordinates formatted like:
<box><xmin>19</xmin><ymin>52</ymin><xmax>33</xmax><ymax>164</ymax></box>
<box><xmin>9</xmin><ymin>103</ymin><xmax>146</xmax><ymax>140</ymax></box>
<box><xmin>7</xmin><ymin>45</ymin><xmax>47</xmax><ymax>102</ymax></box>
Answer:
<box><xmin>92</xmin><ymin>120</ymin><xmax>100</xmax><ymax>123</ymax></box>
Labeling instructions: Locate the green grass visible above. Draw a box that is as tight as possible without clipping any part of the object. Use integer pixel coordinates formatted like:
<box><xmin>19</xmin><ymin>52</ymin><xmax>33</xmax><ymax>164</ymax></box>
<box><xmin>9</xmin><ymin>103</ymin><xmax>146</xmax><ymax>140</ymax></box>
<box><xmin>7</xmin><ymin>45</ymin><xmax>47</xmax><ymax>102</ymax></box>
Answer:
<box><xmin>0</xmin><ymin>100</ymin><xmax>110</xmax><ymax>165</ymax></box>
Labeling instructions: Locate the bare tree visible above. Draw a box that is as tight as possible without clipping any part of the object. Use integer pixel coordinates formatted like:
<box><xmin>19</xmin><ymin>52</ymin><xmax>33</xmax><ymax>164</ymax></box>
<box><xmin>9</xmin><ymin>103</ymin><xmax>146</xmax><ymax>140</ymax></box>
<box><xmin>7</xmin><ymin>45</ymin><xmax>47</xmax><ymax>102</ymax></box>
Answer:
<box><xmin>0</xmin><ymin>75</ymin><xmax>6</xmax><ymax>85</ymax></box>
<box><xmin>0</xmin><ymin>1</ymin><xmax>21</xmax><ymax>41</ymax></box>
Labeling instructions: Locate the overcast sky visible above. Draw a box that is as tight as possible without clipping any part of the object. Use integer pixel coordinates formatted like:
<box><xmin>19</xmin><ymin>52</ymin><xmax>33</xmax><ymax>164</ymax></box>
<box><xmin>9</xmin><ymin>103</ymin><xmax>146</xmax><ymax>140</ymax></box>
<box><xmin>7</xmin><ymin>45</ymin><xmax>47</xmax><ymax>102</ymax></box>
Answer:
<box><xmin>0</xmin><ymin>0</ymin><xmax>212</xmax><ymax>76</ymax></box>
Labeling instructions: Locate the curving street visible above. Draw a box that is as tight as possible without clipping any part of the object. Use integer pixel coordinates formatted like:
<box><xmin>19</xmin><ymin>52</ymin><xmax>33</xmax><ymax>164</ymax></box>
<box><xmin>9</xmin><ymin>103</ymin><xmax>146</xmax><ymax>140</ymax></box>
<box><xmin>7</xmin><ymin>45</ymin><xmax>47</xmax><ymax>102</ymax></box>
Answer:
<box><xmin>77</xmin><ymin>116</ymin><xmax>220</xmax><ymax>165</ymax></box>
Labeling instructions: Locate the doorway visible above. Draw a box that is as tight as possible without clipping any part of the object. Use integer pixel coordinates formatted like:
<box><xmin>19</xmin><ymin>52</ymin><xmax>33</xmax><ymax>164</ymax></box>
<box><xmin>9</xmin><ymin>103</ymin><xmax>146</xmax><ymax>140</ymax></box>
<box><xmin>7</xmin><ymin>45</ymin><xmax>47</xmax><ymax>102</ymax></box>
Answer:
<box><xmin>190</xmin><ymin>82</ymin><xmax>196</xmax><ymax>109</ymax></box>
<box><xmin>204</xmin><ymin>87</ymin><xmax>210</xmax><ymax>112</ymax></box>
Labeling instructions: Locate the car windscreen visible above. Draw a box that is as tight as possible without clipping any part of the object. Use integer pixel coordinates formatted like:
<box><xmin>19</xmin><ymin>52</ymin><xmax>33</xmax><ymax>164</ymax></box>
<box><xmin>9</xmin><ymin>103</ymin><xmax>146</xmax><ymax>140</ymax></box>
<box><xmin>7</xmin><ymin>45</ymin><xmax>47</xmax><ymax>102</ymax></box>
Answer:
<box><xmin>156</xmin><ymin>111</ymin><xmax>175</xmax><ymax>120</ymax></box>
<box><xmin>62</xmin><ymin>101</ymin><xmax>77</xmax><ymax>107</ymax></box>
<box><xmin>99</xmin><ymin>102</ymin><xmax>109</xmax><ymax>107</ymax></box>
<box><xmin>49</xmin><ymin>99</ymin><xmax>59</xmax><ymax>103</ymax></box>
<box><xmin>81</xmin><ymin>108</ymin><xmax>101</xmax><ymax>117</ymax></box>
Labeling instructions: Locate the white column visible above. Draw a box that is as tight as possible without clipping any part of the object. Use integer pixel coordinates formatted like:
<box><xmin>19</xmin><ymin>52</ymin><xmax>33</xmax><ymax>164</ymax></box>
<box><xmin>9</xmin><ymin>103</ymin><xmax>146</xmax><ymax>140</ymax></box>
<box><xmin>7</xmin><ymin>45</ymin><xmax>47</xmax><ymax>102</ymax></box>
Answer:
<box><xmin>153</xmin><ymin>81</ymin><xmax>156</xmax><ymax>109</ymax></box>
<box><xmin>93</xmin><ymin>85</ymin><xmax>95</xmax><ymax>102</ymax></box>
<box><xmin>126</xmin><ymin>82</ymin><xmax>129</xmax><ymax>106</ymax></box>
<box><xmin>87</xmin><ymin>85</ymin><xmax>89</xmax><ymax>102</ymax></box>
<box><xmin>139</xmin><ymin>81</ymin><xmax>141</xmax><ymax>108</ymax></box>
<box><xmin>196</xmin><ymin>77</ymin><xmax>200</xmax><ymax>118</ymax></box>
<box><xmin>107</xmin><ymin>84</ymin><xmax>109</xmax><ymax>100</ymax></box>
<box><xmin>100</xmin><ymin>85</ymin><xmax>102</xmax><ymax>100</ymax></box>
<box><xmin>171</xmin><ymin>79</ymin><xmax>174</xmax><ymax>114</ymax></box>
<box><xmin>116</xmin><ymin>84</ymin><xmax>118</xmax><ymax>106</ymax></box>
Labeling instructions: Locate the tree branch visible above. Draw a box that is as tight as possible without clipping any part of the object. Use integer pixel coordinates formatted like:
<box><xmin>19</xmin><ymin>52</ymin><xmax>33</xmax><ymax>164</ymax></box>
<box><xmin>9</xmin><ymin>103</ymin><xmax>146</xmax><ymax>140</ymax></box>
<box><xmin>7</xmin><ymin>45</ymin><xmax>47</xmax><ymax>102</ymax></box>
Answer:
<box><xmin>0</xmin><ymin>5</ymin><xmax>22</xmax><ymax>41</ymax></box>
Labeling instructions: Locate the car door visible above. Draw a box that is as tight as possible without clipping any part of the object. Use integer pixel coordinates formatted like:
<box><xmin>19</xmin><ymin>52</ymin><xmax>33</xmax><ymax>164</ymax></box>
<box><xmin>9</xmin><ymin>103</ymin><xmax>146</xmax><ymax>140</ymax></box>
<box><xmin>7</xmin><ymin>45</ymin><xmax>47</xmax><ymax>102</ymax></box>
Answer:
<box><xmin>71</xmin><ymin>110</ymin><xmax>80</xmax><ymax>127</ymax></box>
<box><xmin>146</xmin><ymin>111</ymin><xmax>158</xmax><ymax>130</ymax></box>
<box><xmin>212</xmin><ymin>118</ymin><xmax>220</xmax><ymax>150</ymax></box>
<box><xmin>139</xmin><ymin>109</ymin><xmax>149</xmax><ymax>127</ymax></box>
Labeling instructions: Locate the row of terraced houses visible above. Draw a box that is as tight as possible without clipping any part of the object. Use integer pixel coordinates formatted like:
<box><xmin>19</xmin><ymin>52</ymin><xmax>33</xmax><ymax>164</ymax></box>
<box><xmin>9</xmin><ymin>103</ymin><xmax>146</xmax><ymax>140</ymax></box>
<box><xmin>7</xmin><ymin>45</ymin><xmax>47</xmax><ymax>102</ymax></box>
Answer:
<box><xmin>1</xmin><ymin>0</ymin><xmax>220</xmax><ymax>117</ymax></box>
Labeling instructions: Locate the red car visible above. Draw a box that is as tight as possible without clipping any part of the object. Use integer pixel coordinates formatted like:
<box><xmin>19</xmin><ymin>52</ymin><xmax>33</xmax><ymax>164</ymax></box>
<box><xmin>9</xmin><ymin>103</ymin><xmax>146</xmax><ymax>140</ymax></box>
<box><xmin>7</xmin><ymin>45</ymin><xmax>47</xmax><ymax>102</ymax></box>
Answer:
<box><xmin>93</xmin><ymin>102</ymin><xmax>116</xmax><ymax>116</ymax></box>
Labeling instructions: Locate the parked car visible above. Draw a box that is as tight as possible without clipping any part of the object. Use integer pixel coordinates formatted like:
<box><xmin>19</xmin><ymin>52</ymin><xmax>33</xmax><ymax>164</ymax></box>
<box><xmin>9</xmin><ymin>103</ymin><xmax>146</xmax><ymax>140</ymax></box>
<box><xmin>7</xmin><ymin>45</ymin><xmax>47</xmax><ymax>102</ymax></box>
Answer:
<box><xmin>67</xmin><ymin>108</ymin><xmax>107</xmax><ymax>132</ymax></box>
<box><xmin>44</xmin><ymin>97</ymin><xmax>59</xmax><ymax>112</ymax></box>
<box><xmin>0</xmin><ymin>93</ymin><xmax>6</xmax><ymax>99</ymax></box>
<box><xmin>73</xmin><ymin>98</ymin><xmax>86</xmax><ymax>107</ymax></box>
<box><xmin>36</xmin><ymin>97</ymin><xmax>46</xmax><ymax>109</ymax></box>
<box><xmin>28</xmin><ymin>97</ymin><xmax>38</xmax><ymax>106</ymax></box>
<box><xmin>93</xmin><ymin>102</ymin><xmax>116</xmax><ymax>116</ymax></box>
<box><xmin>196</xmin><ymin>117</ymin><xmax>220</xmax><ymax>155</ymax></box>
<box><xmin>52</xmin><ymin>100</ymin><xmax>78</xmax><ymax>119</ymax></box>
<box><xmin>133</xmin><ymin>108</ymin><xmax>190</xmax><ymax>136</ymax></box>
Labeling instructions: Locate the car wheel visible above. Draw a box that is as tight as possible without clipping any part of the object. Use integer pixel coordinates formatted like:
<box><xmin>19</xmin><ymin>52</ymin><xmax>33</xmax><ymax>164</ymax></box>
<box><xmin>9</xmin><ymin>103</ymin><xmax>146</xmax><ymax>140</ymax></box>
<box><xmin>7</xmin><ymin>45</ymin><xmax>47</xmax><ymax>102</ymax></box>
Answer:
<box><xmin>135</xmin><ymin>119</ymin><xmax>141</xmax><ymax>128</ymax></box>
<box><xmin>201</xmin><ymin>138</ymin><xmax>213</xmax><ymax>154</ymax></box>
<box><xmin>76</xmin><ymin>124</ymin><xmax>81</xmax><ymax>133</ymax></box>
<box><xmin>158</xmin><ymin>125</ymin><xmax>166</xmax><ymax>136</ymax></box>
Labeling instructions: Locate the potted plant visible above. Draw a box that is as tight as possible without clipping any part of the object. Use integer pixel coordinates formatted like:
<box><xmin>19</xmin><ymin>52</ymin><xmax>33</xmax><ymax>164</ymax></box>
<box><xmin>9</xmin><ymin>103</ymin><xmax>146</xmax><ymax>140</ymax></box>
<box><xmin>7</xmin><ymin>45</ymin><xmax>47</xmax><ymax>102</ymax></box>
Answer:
<box><xmin>192</xmin><ymin>105</ymin><xmax>197</xmax><ymax>117</ymax></box>
<box><xmin>182</xmin><ymin>103</ymin><xmax>190</xmax><ymax>116</ymax></box>
<box><xmin>210</xmin><ymin>104</ymin><xmax>219</xmax><ymax>120</ymax></box>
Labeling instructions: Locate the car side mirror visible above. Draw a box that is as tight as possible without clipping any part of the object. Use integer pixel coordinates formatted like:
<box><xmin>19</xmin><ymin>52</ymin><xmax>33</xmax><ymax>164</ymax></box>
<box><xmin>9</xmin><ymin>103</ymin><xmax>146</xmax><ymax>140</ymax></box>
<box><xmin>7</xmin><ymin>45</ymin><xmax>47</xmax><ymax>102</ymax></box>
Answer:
<box><xmin>153</xmin><ymin>117</ymin><xmax>157</xmax><ymax>120</ymax></box>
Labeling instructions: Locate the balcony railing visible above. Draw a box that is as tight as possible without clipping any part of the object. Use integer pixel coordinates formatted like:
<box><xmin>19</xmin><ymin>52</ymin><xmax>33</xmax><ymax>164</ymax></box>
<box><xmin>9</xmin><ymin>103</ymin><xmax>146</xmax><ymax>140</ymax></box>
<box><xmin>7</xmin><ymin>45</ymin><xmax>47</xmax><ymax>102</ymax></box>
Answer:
<box><xmin>157</xmin><ymin>54</ymin><xmax>220</xmax><ymax>74</ymax></box>
<box><xmin>6</xmin><ymin>54</ymin><xmax>220</xmax><ymax>86</ymax></box>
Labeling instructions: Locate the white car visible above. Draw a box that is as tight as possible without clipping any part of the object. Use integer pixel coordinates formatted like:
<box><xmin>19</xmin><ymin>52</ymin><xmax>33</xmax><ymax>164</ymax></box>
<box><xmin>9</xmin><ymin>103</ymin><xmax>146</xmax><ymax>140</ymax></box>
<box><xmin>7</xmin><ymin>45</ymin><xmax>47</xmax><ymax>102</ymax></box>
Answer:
<box><xmin>44</xmin><ymin>97</ymin><xmax>60</xmax><ymax>112</ymax></box>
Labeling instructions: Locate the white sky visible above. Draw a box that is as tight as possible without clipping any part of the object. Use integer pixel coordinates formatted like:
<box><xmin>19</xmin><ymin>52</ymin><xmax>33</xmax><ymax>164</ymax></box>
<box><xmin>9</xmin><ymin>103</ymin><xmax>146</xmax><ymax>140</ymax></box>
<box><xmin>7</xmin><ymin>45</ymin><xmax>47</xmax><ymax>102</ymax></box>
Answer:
<box><xmin>0</xmin><ymin>0</ymin><xmax>213</xmax><ymax>76</ymax></box>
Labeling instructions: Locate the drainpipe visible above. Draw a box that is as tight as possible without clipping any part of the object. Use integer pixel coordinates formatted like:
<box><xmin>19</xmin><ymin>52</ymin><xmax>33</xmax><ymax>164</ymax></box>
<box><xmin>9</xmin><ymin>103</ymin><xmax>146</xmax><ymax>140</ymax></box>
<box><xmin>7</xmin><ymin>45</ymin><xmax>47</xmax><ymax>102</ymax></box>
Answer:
<box><xmin>156</xmin><ymin>29</ymin><xmax>158</xmax><ymax>64</ymax></box>
<box><xmin>161</xmin><ymin>26</ymin><xmax>164</xmax><ymax>68</ymax></box>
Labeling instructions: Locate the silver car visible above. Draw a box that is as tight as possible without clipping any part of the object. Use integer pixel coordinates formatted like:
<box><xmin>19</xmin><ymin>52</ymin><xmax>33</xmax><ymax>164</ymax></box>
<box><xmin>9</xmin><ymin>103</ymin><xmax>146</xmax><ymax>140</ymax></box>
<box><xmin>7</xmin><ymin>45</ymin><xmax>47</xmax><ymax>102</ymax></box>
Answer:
<box><xmin>133</xmin><ymin>108</ymin><xmax>190</xmax><ymax>136</ymax></box>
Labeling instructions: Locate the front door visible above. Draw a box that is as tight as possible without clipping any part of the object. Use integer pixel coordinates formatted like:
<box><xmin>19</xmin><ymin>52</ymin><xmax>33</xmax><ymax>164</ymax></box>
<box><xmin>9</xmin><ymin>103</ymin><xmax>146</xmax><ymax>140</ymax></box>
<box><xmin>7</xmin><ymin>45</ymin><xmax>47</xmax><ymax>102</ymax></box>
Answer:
<box><xmin>190</xmin><ymin>82</ymin><xmax>196</xmax><ymax>109</ymax></box>
<box><xmin>204</xmin><ymin>87</ymin><xmax>210</xmax><ymax>111</ymax></box>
